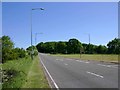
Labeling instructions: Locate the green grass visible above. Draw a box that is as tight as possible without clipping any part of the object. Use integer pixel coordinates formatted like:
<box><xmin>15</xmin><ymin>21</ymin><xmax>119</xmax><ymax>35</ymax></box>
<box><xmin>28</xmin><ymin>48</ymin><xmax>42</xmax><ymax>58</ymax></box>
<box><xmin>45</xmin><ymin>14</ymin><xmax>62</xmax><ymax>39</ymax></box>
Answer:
<box><xmin>51</xmin><ymin>54</ymin><xmax>119</xmax><ymax>62</ymax></box>
<box><xmin>2</xmin><ymin>56</ymin><xmax>50</xmax><ymax>88</ymax></box>
<box><xmin>2</xmin><ymin>57</ymin><xmax>32</xmax><ymax>88</ymax></box>
<box><xmin>22</xmin><ymin>56</ymin><xmax>50</xmax><ymax>88</ymax></box>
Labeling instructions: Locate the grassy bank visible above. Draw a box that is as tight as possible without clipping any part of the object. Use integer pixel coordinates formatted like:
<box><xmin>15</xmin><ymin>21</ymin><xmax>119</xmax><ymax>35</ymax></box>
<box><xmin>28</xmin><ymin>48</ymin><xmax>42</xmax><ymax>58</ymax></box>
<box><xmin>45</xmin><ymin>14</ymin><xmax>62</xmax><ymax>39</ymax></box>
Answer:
<box><xmin>22</xmin><ymin>56</ymin><xmax>49</xmax><ymax>88</ymax></box>
<box><xmin>2</xmin><ymin>56</ymin><xmax>49</xmax><ymax>88</ymax></box>
<box><xmin>51</xmin><ymin>54</ymin><xmax>119</xmax><ymax>62</ymax></box>
<box><xmin>2</xmin><ymin>57</ymin><xmax>32</xmax><ymax>88</ymax></box>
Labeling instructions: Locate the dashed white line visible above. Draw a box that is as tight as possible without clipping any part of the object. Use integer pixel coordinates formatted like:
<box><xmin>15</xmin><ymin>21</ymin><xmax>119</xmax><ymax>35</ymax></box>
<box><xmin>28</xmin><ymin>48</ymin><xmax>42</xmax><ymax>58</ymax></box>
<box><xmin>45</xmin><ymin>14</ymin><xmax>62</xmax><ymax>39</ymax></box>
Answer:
<box><xmin>39</xmin><ymin>55</ymin><xmax>59</xmax><ymax>89</ymax></box>
<box><xmin>64</xmin><ymin>63</ymin><xmax>68</xmax><ymax>65</ymax></box>
<box><xmin>87</xmin><ymin>71</ymin><xmax>104</xmax><ymax>78</ymax></box>
<box><xmin>56</xmin><ymin>59</ymin><xmax>63</xmax><ymax>61</ymax></box>
<box><xmin>76</xmin><ymin>60</ymin><xmax>90</xmax><ymax>63</ymax></box>
<box><xmin>97</xmin><ymin>64</ymin><xmax>117</xmax><ymax>68</ymax></box>
<box><xmin>66</xmin><ymin>59</ymin><xmax>72</xmax><ymax>61</ymax></box>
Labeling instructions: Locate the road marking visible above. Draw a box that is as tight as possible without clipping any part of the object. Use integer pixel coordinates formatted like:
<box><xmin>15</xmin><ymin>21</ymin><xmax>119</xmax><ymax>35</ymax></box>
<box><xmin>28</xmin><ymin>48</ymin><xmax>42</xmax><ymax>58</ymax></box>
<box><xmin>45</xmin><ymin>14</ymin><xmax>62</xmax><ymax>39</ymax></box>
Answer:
<box><xmin>66</xmin><ymin>59</ymin><xmax>72</xmax><ymax>61</ymax></box>
<box><xmin>97</xmin><ymin>64</ymin><xmax>117</xmax><ymax>68</ymax></box>
<box><xmin>39</xmin><ymin>55</ymin><xmax>59</xmax><ymax>89</ymax></box>
<box><xmin>76</xmin><ymin>60</ymin><xmax>90</xmax><ymax>64</ymax></box>
<box><xmin>56</xmin><ymin>59</ymin><xmax>63</xmax><ymax>61</ymax></box>
<box><xmin>64</xmin><ymin>63</ymin><xmax>68</xmax><ymax>65</ymax></box>
<box><xmin>86</xmin><ymin>71</ymin><xmax>104</xmax><ymax>78</ymax></box>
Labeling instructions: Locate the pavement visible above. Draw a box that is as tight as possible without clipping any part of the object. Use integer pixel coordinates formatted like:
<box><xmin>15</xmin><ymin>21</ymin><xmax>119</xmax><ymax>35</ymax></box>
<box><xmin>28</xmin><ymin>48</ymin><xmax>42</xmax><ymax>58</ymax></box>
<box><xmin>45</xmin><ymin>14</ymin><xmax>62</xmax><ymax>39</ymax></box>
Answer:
<box><xmin>39</xmin><ymin>53</ymin><xmax>118</xmax><ymax>89</ymax></box>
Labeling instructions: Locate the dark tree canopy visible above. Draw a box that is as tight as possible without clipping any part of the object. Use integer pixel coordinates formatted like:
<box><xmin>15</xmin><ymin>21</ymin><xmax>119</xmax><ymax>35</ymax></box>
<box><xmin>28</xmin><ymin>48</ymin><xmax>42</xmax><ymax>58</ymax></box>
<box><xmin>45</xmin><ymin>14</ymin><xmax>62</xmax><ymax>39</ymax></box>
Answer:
<box><xmin>36</xmin><ymin>38</ymin><xmax>119</xmax><ymax>54</ymax></box>
<box><xmin>1</xmin><ymin>36</ymin><xmax>27</xmax><ymax>63</ymax></box>
<box><xmin>107</xmin><ymin>38</ymin><xmax>120</xmax><ymax>54</ymax></box>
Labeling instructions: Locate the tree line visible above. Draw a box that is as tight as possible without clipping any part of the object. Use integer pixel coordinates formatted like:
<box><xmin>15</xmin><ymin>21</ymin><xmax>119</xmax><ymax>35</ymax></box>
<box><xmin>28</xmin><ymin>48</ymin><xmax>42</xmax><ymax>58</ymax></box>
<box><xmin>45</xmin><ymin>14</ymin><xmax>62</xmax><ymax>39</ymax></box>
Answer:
<box><xmin>1</xmin><ymin>35</ymin><xmax>120</xmax><ymax>63</ymax></box>
<box><xmin>1</xmin><ymin>36</ymin><xmax>38</xmax><ymax>63</ymax></box>
<box><xmin>36</xmin><ymin>38</ymin><xmax>120</xmax><ymax>54</ymax></box>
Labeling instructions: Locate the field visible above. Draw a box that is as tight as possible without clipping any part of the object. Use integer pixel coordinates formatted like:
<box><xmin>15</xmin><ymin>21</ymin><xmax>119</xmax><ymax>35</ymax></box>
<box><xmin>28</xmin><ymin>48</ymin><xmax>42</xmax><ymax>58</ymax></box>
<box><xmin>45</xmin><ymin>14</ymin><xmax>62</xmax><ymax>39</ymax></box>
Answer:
<box><xmin>2</xmin><ymin>56</ymin><xmax>49</xmax><ymax>88</ymax></box>
<box><xmin>51</xmin><ymin>54</ymin><xmax>119</xmax><ymax>63</ymax></box>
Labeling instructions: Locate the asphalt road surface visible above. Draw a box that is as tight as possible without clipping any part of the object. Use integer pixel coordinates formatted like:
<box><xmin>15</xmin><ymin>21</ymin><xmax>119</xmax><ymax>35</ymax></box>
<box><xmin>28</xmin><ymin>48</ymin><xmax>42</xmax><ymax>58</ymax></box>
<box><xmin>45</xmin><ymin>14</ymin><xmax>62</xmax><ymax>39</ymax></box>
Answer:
<box><xmin>39</xmin><ymin>53</ymin><xmax>118</xmax><ymax>89</ymax></box>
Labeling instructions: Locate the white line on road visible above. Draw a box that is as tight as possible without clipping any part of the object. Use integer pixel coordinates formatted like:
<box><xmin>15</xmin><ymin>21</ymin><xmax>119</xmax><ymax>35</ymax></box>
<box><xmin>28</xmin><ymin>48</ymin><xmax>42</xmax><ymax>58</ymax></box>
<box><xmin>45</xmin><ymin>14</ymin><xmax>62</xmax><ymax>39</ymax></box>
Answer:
<box><xmin>97</xmin><ymin>64</ymin><xmax>117</xmax><ymax>68</ymax></box>
<box><xmin>86</xmin><ymin>71</ymin><xmax>104</xmax><ymax>78</ymax></box>
<box><xmin>64</xmin><ymin>63</ymin><xmax>68</xmax><ymax>65</ymax></box>
<box><xmin>56</xmin><ymin>59</ymin><xmax>59</xmax><ymax>60</ymax></box>
<box><xmin>56</xmin><ymin>59</ymin><xmax>63</xmax><ymax>61</ymax></box>
<box><xmin>66</xmin><ymin>59</ymin><xmax>72</xmax><ymax>61</ymax></box>
<box><xmin>39</xmin><ymin>55</ymin><xmax>59</xmax><ymax>89</ymax></box>
<box><xmin>76</xmin><ymin>60</ymin><xmax>90</xmax><ymax>63</ymax></box>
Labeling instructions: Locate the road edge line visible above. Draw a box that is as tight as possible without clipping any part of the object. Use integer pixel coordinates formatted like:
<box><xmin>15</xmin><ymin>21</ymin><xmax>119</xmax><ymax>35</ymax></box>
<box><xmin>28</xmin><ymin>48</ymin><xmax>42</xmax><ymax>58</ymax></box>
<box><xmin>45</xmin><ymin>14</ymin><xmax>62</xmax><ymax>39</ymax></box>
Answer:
<box><xmin>39</xmin><ymin>54</ymin><xmax>59</xmax><ymax>90</ymax></box>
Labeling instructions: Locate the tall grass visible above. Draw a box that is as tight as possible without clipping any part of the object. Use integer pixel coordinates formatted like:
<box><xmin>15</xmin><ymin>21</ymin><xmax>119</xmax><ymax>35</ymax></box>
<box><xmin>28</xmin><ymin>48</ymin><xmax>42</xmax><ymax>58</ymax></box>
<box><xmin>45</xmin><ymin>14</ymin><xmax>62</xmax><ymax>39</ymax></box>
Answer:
<box><xmin>2</xmin><ymin>56</ymin><xmax>50</xmax><ymax>88</ymax></box>
<box><xmin>22</xmin><ymin>56</ymin><xmax>50</xmax><ymax>88</ymax></box>
<box><xmin>2</xmin><ymin>57</ymin><xmax>32</xmax><ymax>88</ymax></box>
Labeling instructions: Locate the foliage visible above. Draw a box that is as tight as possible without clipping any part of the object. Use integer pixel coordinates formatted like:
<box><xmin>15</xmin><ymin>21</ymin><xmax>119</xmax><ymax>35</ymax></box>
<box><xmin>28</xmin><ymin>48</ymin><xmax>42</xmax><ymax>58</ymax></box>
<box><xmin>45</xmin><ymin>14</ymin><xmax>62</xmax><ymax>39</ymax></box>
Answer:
<box><xmin>22</xmin><ymin>56</ymin><xmax>49</xmax><ymax>88</ymax></box>
<box><xmin>55</xmin><ymin>41</ymin><xmax>67</xmax><ymax>54</ymax></box>
<box><xmin>13</xmin><ymin>48</ymin><xmax>26</xmax><ymax>58</ymax></box>
<box><xmin>67</xmin><ymin>38</ymin><xmax>82</xmax><ymax>54</ymax></box>
<box><xmin>36</xmin><ymin>38</ymin><xmax>120</xmax><ymax>54</ymax></box>
<box><xmin>1</xmin><ymin>36</ymin><xmax>27</xmax><ymax>63</ymax></box>
<box><xmin>2</xmin><ymin>57</ymin><xmax>32</xmax><ymax>88</ymax></box>
<box><xmin>107</xmin><ymin>38</ymin><xmax>120</xmax><ymax>54</ymax></box>
<box><xmin>26</xmin><ymin>45</ymin><xmax>38</xmax><ymax>56</ymax></box>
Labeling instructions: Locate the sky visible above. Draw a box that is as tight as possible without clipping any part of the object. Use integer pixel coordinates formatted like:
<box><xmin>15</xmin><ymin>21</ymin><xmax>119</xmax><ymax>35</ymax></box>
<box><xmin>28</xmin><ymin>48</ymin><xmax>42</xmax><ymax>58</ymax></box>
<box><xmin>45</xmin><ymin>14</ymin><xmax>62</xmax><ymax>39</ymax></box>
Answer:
<box><xmin>2</xmin><ymin>2</ymin><xmax>118</xmax><ymax>49</ymax></box>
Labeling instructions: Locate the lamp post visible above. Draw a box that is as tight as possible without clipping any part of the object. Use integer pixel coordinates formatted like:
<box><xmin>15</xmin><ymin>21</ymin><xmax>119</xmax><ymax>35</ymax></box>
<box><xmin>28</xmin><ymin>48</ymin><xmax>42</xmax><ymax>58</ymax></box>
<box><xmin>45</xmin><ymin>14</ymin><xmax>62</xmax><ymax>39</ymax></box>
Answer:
<box><xmin>35</xmin><ymin>33</ymin><xmax>43</xmax><ymax>45</ymax></box>
<box><xmin>88</xmin><ymin>34</ymin><xmax>90</xmax><ymax>54</ymax></box>
<box><xmin>84</xmin><ymin>33</ymin><xmax>90</xmax><ymax>54</ymax></box>
<box><xmin>31</xmin><ymin>8</ymin><xmax>44</xmax><ymax>60</ymax></box>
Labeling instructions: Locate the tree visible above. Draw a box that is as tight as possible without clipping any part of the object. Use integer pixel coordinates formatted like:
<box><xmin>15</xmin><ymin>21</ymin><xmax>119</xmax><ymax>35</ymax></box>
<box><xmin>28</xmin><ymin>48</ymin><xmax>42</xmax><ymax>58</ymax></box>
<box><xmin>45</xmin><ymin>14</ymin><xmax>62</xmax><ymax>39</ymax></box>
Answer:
<box><xmin>36</xmin><ymin>42</ymin><xmax>44</xmax><ymax>53</ymax></box>
<box><xmin>13</xmin><ymin>48</ymin><xmax>26</xmax><ymax>58</ymax></box>
<box><xmin>67</xmin><ymin>38</ymin><xmax>82</xmax><ymax>54</ymax></box>
<box><xmin>56</xmin><ymin>41</ymin><xmax>67</xmax><ymax>54</ymax></box>
<box><xmin>2</xmin><ymin>36</ymin><xmax>15</xmax><ymax>62</ymax></box>
<box><xmin>107</xmin><ymin>38</ymin><xmax>120</xmax><ymax>54</ymax></box>
<box><xmin>96</xmin><ymin>45</ymin><xmax>107</xmax><ymax>54</ymax></box>
<box><xmin>26</xmin><ymin>45</ymin><xmax>38</xmax><ymax>56</ymax></box>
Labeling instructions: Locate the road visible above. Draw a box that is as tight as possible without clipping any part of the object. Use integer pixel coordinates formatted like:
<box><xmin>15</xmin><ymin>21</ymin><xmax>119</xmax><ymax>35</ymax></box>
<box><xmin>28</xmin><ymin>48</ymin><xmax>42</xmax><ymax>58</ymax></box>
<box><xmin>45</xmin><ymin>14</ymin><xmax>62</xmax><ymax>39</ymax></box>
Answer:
<box><xmin>39</xmin><ymin>53</ymin><xmax>118</xmax><ymax>89</ymax></box>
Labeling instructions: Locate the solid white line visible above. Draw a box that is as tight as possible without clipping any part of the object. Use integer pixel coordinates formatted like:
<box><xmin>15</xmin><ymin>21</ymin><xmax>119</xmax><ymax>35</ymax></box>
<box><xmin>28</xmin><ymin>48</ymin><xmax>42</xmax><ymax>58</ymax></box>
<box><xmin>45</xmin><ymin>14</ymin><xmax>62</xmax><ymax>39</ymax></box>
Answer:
<box><xmin>87</xmin><ymin>71</ymin><xmax>104</xmax><ymax>78</ymax></box>
<box><xmin>39</xmin><ymin>55</ymin><xmax>59</xmax><ymax>89</ymax></box>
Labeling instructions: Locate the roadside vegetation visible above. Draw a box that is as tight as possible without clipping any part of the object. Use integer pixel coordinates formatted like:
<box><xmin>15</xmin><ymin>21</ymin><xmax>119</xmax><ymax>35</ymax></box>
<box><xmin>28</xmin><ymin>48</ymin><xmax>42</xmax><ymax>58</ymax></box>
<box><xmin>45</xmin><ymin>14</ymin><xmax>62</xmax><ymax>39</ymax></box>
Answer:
<box><xmin>36</xmin><ymin>38</ymin><xmax>120</xmax><ymax>54</ymax></box>
<box><xmin>1</xmin><ymin>35</ymin><xmax>49</xmax><ymax>88</ymax></box>
<box><xmin>2</xmin><ymin>57</ymin><xmax>32</xmax><ymax>88</ymax></box>
<box><xmin>51</xmin><ymin>54</ymin><xmax>118</xmax><ymax>62</ymax></box>
<box><xmin>36</xmin><ymin>38</ymin><xmax>119</xmax><ymax>62</ymax></box>
<box><xmin>22</xmin><ymin>56</ymin><xmax>49</xmax><ymax>88</ymax></box>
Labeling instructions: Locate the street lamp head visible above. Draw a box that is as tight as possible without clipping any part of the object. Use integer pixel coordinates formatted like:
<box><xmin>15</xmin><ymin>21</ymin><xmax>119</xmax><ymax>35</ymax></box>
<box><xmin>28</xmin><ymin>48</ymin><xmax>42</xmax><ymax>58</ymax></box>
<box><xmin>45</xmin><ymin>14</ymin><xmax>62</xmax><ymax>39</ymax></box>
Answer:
<box><xmin>32</xmin><ymin>8</ymin><xmax>44</xmax><ymax>10</ymax></box>
<box><xmin>40</xmin><ymin>8</ymin><xmax>44</xmax><ymax>10</ymax></box>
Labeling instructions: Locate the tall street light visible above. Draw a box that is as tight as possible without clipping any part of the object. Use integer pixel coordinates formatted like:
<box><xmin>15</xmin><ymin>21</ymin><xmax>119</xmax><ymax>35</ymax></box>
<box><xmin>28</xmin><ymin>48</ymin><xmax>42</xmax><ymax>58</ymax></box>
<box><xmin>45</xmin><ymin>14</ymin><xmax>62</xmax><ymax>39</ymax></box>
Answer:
<box><xmin>84</xmin><ymin>33</ymin><xmax>91</xmax><ymax>54</ymax></box>
<box><xmin>87</xmin><ymin>33</ymin><xmax>91</xmax><ymax>54</ymax></box>
<box><xmin>31</xmin><ymin>8</ymin><xmax>44</xmax><ymax>60</ymax></box>
<box><xmin>35</xmin><ymin>32</ymin><xmax>43</xmax><ymax>45</ymax></box>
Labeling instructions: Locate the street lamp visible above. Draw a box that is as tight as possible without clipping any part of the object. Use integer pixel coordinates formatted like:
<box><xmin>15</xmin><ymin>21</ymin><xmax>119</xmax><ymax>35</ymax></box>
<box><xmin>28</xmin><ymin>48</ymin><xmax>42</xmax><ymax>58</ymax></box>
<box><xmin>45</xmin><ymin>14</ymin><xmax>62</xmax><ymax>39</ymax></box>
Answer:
<box><xmin>84</xmin><ymin>33</ymin><xmax>91</xmax><ymax>54</ymax></box>
<box><xmin>31</xmin><ymin>8</ymin><xmax>44</xmax><ymax>60</ymax></box>
<box><xmin>35</xmin><ymin>33</ymin><xmax>43</xmax><ymax>45</ymax></box>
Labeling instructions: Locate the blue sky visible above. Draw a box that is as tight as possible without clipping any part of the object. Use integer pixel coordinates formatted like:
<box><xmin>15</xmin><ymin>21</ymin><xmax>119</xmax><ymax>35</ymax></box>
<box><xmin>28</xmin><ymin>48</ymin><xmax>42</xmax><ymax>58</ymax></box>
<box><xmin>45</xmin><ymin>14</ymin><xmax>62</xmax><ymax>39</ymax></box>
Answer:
<box><xmin>2</xmin><ymin>2</ymin><xmax>118</xmax><ymax>49</ymax></box>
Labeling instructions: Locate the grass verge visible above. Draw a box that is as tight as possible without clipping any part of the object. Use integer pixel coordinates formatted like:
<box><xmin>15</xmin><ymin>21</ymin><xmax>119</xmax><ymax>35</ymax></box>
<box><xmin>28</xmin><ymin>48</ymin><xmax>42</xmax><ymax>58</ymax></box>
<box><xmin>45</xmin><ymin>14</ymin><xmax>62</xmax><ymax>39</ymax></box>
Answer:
<box><xmin>2</xmin><ymin>57</ymin><xmax>32</xmax><ymax>88</ymax></box>
<box><xmin>2</xmin><ymin>56</ymin><xmax>50</xmax><ymax>88</ymax></box>
<box><xmin>51</xmin><ymin>54</ymin><xmax>119</xmax><ymax>63</ymax></box>
<box><xmin>22</xmin><ymin>56</ymin><xmax>50</xmax><ymax>88</ymax></box>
